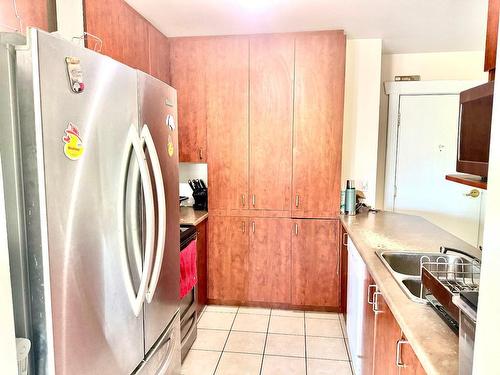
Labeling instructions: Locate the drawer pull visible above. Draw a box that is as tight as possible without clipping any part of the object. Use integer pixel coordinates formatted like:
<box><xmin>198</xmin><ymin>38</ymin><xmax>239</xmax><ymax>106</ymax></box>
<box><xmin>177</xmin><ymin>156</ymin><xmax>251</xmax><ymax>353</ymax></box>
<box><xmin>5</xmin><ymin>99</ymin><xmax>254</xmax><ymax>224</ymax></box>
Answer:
<box><xmin>367</xmin><ymin>284</ymin><xmax>377</xmax><ymax>305</ymax></box>
<box><xmin>396</xmin><ymin>339</ymin><xmax>409</xmax><ymax>368</ymax></box>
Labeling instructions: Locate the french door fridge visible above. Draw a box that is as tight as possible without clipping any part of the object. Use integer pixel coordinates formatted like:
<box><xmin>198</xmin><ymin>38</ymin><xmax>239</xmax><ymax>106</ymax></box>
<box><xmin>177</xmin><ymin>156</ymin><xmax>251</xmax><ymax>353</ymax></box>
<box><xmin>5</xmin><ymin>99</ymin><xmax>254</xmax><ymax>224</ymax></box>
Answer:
<box><xmin>0</xmin><ymin>29</ymin><xmax>180</xmax><ymax>374</ymax></box>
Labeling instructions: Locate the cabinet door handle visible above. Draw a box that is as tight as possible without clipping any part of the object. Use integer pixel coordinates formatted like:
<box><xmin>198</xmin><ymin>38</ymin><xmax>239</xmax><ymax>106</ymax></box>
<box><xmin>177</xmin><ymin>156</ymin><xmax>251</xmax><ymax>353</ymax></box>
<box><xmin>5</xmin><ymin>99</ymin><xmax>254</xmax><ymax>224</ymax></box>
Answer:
<box><xmin>252</xmin><ymin>221</ymin><xmax>255</xmax><ymax>233</ymax></box>
<box><xmin>294</xmin><ymin>223</ymin><xmax>298</xmax><ymax>235</ymax></box>
<box><xmin>367</xmin><ymin>284</ymin><xmax>377</xmax><ymax>305</ymax></box>
<box><xmin>396</xmin><ymin>339</ymin><xmax>408</xmax><ymax>368</ymax></box>
<box><xmin>199</xmin><ymin>148</ymin><xmax>203</xmax><ymax>160</ymax></box>
<box><xmin>343</xmin><ymin>232</ymin><xmax>348</xmax><ymax>246</ymax></box>
<box><xmin>372</xmin><ymin>291</ymin><xmax>382</xmax><ymax>313</ymax></box>
<box><xmin>241</xmin><ymin>194</ymin><xmax>245</xmax><ymax>207</ymax></box>
<box><xmin>295</xmin><ymin>194</ymin><xmax>300</xmax><ymax>208</ymax></box>
<box><xmin>336</xmin><ymin>246</ymin><xmax>340</xmax><ymax>276</ymax></box>
<box><xmin>241</xmin><ymin>221</ymin><xmax>246</xmax><ymax>233</ymax></box>
<box><xmin>252</xmin><ymin>194</ymin><xmax>256</xmax><ymax>207</ymax></box>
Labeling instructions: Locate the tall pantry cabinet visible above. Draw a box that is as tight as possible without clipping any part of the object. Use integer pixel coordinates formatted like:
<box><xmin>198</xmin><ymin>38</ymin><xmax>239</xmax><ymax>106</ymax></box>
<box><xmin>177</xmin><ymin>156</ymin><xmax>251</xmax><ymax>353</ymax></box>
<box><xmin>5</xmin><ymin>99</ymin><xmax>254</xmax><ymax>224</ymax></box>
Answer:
<box><xmin>171</xmin><ymin>31</ymin><xmax>346</xmax><ymax>310</ymax></box>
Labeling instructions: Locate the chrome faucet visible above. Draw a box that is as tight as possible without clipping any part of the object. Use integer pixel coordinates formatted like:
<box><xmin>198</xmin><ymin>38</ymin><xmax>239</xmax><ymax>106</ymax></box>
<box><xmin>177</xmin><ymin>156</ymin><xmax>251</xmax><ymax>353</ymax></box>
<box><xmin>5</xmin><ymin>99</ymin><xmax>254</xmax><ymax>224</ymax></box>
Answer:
<box><xmin>440</xmin><ymin>246</ymin><xmax>481</xmax><ymax>264</ymax></box>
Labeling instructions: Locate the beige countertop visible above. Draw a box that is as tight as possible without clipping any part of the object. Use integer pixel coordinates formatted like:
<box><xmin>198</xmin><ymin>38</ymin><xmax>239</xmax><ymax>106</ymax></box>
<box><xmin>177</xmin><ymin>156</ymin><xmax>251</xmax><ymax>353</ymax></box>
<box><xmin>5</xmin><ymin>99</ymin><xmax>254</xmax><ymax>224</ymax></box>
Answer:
<box><xmin>179</xmin><ymin>206</ymin><xmax>208</xmax><ymax>226</ymax></box>
<box><xmin>341</xmin><ymin>211</ymin><xmax>481</xmax><ymax>375</ymax></box>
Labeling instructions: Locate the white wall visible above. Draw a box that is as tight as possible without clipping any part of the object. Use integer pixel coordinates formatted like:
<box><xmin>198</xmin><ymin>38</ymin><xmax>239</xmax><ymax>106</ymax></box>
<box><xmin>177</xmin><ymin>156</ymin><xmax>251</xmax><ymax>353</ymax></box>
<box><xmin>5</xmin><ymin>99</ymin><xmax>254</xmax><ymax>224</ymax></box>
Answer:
<box><xmin>179</xmin><ymin>163</ymin><xmax>208</xmax><ymax>206</ymax></box>
<box><xmin>342</xmin><ymin>39</ymin><xmax>382</xmax><ymax>207</ymax></box>
<box><xmin>55</xmin><ymin>0</ymin><xmax>84</xmax><ymax>41</ymax></box>
<box><xmin>473</xmin><ymin>42</ymin><xmax>500</xmax><ymax>375</ymax></box>
<box><xmin>376</xmin><ymin>51</ymin><xmax>488</xmax><ymax>208</ymax></box>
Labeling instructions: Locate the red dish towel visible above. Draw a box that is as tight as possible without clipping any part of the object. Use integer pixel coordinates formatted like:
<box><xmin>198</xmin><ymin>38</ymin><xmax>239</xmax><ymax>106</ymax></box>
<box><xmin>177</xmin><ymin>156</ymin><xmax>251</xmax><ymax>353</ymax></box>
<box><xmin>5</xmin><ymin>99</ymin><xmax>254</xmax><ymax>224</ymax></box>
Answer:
<box><xmin>180</xmin><ymin>240</ymin><xmax>198</xmax><ymax>299</ymax></box>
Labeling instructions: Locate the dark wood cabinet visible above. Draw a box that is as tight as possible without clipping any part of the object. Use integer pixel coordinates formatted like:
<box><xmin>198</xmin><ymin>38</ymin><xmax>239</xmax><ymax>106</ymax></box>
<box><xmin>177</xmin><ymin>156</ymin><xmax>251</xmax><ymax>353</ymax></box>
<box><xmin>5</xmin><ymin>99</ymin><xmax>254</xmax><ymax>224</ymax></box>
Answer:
<box><xmin>170</xmin><ymin>37</ymin><xmax>209</xmax><ymax>162</ymax></box>
<box><xmin>373</xmin><ymin>293</ymin><xmax>400</xmax><ymax>375</ymax></box>
<box><xmin>206</xmin><ymin>37</ymin><xmax>249</xmax><ymax>212</ymax></box>
<box><xmin>196</xmin><ymin>220</ymin><xmax>207</xmax><ymax>316</ymax></box>
<box><xmin>292</xmin><ymin>31</ymin><xmax>345</xmax><ymax>218</ymax></box>
<box><xmin>485</xmin><ymin>0</ymin><xmax>499</xmax><ymax>78</ymax></box>
<box><xmin>248</xmin><ymin>218</ymin><xmax>292</xmax><ymax>304</ymax></box>
<box><xmin>207</xmin><ymin>216</ymin><xmax>249</xmax><ymax>302</ymax></box>
<box><xmin>399</xmin><ymin>335</ymin><xmax>427</xmax><ymax>375</ymax></box>
<box><xmin>249</xmin><ymin>34</ymin><xmax>294</xmax><ymax>212</ymax></box>
<box><xmin>0</xmin><ymin>0</ymin><xmax>53</xmax><ymax>33</ymax></box>
<box><xmin>291</xmin><ymin>219</ymin><xmax>340</xmax><ymax>308</ymax></box>
<box><xmin>148</xmin><ymin>24</ymin><xmax>170</xmax><ymax>83</ymax></box>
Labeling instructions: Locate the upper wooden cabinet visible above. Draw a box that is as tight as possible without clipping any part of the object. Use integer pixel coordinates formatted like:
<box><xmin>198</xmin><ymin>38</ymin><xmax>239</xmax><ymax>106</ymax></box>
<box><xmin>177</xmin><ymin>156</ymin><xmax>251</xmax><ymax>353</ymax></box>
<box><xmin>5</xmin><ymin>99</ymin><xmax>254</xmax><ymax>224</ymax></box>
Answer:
<box><xmin>249</xmin><ymin>35</ymin><xmax>294</xmax><ymax>212</ymax></box>
<box><xmin>207</xmin><ymin>216</ymin><xmax>249</xmax><ymax>302</ymax></box>
<box><xmin>292</xmin><ymin>31</ymin><xmax>345</xmax><ymax>218</ymax></box>
<box><xmin>291</xmin><ymin>219</ymin><xmax>340</xmax><ymax>308</ymax></box>
<box><xmin>170</xmin><ymin>38</ymin><xmax>209</xmax><ymax>162</ymax></box>
<box><xmin>84</xmin><ymin>0</ymin><xmax>150</xmax><ymax>72</ymax></box>
<box><xmin>148</xmin><ymin>24</ymin><xmax>170</xmax><ymax>83</ymax></box>
<box><xmin>485</xmin><ymin>0</ymin><xmax>499</xmax><ymax>77</ymax></box>
<box><xmin>206</xmin><ymin>37</ymin><xmax>250</xmax><ymax>212</ymax></box>
<box><xmin>0</xmin><ymin>0</ymin><xmax>52</xmax><ymax>33</ymax></box>
<box><xmin>248</xmin><ymin>218</ymin><xmax>292</xmax><ymax>304</ymax></box>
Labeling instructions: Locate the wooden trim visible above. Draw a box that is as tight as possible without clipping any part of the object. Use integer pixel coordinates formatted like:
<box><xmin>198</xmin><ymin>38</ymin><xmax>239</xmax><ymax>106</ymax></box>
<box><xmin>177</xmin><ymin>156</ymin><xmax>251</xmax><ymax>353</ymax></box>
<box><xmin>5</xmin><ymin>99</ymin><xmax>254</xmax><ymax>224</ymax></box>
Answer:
<box><xmin>207</xmin><ymin>299</ymin><xmax>341</xmax><ymax>312</ymax></box>
<box><xmin>445</xmin><ymin>174</ymin><xmax>487</xmax><ymax>190</ymax></box>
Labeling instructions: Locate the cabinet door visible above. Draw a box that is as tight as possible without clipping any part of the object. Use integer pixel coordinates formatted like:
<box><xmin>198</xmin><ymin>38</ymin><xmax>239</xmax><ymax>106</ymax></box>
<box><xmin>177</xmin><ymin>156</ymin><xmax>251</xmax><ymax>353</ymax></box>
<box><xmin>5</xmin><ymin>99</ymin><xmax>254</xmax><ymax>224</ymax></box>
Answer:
<box><xmin>484</xmin><ymin>0</ymin><xmax>499</xmax><ymax>74</ymax></box>
<box><xmin>196</xmin><ymin>220</ymin><xmax>207</xmax><ymax>315</ymax></box>
<box><xmin>292</xmin><ymin>31</ymin><xmax>345</xmax><ymax>218</ymax></box>
<box><xmin>170</xmin><ymin>38</ymin><xmax>208</xmax><ymax>162</ymax></box>
<box><xmin>148</xmin><ymin>24</ymin><xmax>170</xmax><ymax>83</ymax></box>
<box><xmin>361</xmin><ymin>274</ymin><xmax>376</xmax><ymax>375</ymax></box>
<box><xmin>291</xmin><ymin>219</ymin><xmax>340</xmax><ymax>307</ymax></box>
<box><xmin>0</xmin><ymin>0</ymin><xmax>50</xmax><ymax>33</ymax></box>
<box><xmin>373</xmin><ymin>293</ymin><xmax>400</xmax><ymax>375</ymax></box>
<box><xmin>399</xmin><ymin>336</ymin><xmax>427</xmax><ymax>375</ymax></box>
<box><xmin>249</xmin><ymin>35</ymin><xmax>294</xmax><ymax>211</ymax></box>
<box><xmin>206</xmin><ymin>37</ymin><xmax>249</xmax><ymax>212</ymax></box>
<box><xmin>84</xmin><ymin>0</ymin><xmax>150</xmax><ymax>72</ymax></box>
<box><xmin>248</xmin><ymin>218</ymin><xmax>292</xmax><ymax>304</ymax></box>
<box><xmin>208</xmin><ymin>216</ymin><xmax>249</xmax><ymax>302</ymax></box>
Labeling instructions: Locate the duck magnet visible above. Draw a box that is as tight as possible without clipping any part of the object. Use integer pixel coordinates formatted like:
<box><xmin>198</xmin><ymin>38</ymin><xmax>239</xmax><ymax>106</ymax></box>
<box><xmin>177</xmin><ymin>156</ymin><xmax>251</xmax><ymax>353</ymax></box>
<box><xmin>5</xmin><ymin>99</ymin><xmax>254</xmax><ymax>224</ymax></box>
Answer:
<box><xmin>62</xmin><ymin>123</ymin><xmax>84</xmax><ymax>160</ymax></box>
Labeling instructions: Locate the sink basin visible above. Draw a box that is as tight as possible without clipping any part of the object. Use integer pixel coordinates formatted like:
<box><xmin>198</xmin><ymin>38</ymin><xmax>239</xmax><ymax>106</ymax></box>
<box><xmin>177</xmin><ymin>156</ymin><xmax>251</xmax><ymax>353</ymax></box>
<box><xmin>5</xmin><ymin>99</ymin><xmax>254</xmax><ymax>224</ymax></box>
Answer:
<box><xmin>376</xmin><ymin>251</ymin><xmax>475</xmax><ymax>304</ymax></box>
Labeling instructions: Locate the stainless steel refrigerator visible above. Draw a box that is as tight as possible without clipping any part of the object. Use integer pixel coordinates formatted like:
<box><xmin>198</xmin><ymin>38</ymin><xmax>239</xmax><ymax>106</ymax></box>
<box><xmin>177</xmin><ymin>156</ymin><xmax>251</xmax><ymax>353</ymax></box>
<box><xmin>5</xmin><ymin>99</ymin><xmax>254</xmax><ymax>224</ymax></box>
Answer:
<box><xmin>0</xmin><ymin>29</ymin><xmax>181</xmax><ymax>375</ymax></box>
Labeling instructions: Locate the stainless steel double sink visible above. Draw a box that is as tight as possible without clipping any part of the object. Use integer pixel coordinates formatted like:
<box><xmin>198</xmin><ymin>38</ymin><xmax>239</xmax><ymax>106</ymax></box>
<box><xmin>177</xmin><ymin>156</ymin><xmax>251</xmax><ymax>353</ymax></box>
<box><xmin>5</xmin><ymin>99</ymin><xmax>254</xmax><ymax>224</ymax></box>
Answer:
<box><xmin>376</xmin><ymin>251</ymin><xmax>472</xmax><ymax>304</ymax></box>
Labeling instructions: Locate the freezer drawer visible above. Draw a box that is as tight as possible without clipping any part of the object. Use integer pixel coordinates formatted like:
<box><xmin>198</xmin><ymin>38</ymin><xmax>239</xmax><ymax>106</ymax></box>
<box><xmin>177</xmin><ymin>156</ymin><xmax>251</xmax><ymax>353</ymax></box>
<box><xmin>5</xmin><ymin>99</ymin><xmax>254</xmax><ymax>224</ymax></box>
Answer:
<box><xmin>134</xmin><ymin>313</ymin><xmax>181</xmax><ymax>375</ymax></box>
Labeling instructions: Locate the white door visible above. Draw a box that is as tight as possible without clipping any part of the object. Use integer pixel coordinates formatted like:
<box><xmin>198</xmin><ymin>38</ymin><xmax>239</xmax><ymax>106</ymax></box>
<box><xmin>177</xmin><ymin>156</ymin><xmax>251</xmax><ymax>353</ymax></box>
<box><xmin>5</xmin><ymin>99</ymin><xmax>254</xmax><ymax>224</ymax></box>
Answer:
<box><xmin>393</xmin><ymin>94</ymin><xmax>482</xmax><ymax>246</ymax></box>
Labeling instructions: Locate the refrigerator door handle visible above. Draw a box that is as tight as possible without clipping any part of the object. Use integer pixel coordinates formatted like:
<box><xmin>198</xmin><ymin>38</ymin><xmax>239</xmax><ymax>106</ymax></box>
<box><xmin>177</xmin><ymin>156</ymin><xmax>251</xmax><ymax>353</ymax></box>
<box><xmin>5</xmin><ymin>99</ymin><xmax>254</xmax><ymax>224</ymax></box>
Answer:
<box><xmin>120</xmin><ymin>125</ymin><xmax>156</xmax><ymax>316</ymax></box>
<box><xmin>141</xmin><ymin>125</ymin><xmax>166</xmax><ymax>303</ymax></box>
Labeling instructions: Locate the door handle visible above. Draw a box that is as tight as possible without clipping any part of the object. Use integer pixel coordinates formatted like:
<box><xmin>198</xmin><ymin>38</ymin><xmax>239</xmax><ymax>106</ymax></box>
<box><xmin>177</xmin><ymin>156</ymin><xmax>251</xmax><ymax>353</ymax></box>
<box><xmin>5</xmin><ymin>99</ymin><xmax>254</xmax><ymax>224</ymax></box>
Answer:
<box><xmin>396</xmin><ymin>339</ymin><xmax>409</xmax><ymax>368</ymax></box>
<box><xmin>294</xmin><ymin>223</ymin><xmax>298</xmax><ymax>235</ymax></box>
<box><xmin>465</xmin><ymin>189</ymin><xmax>480</xmax><ymax>198</ymax></box>
<box><xmin>295</xmin><ymin>194</ymin><xmax>300</xmax><ymax>208</ymax></box>
<box><xmin>343</xmin><ymin>232</ymin><xmax>348</xmax><ymax>246</ymax></box>
<box><xmin>372</xmin><ymin>291</ymin><xmax>382</xmax><ymax>313</ymax></box>
<box><xmin>367</xmin><ymin>284</ymin><xmax>377</xmax><ymax>305</ymax></box>
<box><xmin>141</xmin><ymin>125</ymin><xmax>166</xmax><ymax>303</ymax></box>
<box><xmin>252</xmin><ymin>221</ymin><xmax>255</xmax><ymax>233</ymax></box>
<box><xmin>241</xmin><ymin>194</ymin><xmax>246</xmax><ymax>207</ymax></box>
<box><xmin>252</xmin><ymin>194</ymin><xmax>256</xmax><ymax>207</ymax></box>
<box><xmin>199</xmin><ymin>147</ymin><xmax>203</xmax><ymax>160</ymax></box>
<box><xmin>119</xmin><ymin>125</ymin><xmax>156</xmax><ymax>316</ymax></box>
<box><xmin>241</xmin><ymin>221</ymin><xmax>246</xmax><ymax>233</ymax></box>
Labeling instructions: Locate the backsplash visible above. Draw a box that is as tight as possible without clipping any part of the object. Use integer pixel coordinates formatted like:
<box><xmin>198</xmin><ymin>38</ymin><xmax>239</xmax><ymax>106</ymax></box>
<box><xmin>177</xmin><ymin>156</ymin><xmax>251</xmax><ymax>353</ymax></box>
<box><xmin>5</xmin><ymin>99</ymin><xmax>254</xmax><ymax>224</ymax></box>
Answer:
<box><xmin>179</xmin><ymin>163</ymin><xmax>208</xmax><ymax>206</ymax></box>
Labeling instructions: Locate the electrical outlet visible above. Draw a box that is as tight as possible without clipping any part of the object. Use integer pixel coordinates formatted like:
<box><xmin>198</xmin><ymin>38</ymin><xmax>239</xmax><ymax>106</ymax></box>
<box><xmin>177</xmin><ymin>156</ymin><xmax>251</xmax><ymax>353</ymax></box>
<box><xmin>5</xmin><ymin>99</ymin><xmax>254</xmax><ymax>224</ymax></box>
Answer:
<box><xmin>359</xmin><ymin>180</ymin><xmax>369</xmax><ymax>192</ymax></box>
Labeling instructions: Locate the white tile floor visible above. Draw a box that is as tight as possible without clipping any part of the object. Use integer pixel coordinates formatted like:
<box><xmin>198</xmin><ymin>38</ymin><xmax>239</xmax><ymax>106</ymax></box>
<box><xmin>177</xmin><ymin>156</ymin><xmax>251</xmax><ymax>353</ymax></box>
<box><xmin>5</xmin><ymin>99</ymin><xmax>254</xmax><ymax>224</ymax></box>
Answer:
<box><xmin>181</xmin><ymin>305</ymin><xmax>353</xmax><ymax>375</ymax></box>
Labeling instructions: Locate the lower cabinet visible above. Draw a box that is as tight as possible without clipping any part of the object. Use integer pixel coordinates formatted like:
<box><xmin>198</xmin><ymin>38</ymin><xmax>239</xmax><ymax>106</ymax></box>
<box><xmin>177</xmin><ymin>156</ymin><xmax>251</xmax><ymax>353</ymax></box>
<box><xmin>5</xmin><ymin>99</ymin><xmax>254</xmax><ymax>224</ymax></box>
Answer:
<box><xmin>207</xmin><ymin>216</ymin><xmax>249</xmax><ymax>302</ymax></box>
<box><xmin>291</xmin><ymin>219</ymin><xmax>340</xmax><ymax>308</ymax></box>
<box><xmin>248</xmin><ymin>218</ymin><xmax>292</xmax><ymax>304</ymax></box>
<box><xmin>373</xmin><ymin>292</ymin><xmax>400</xmax><ymax>375</ymax></box>
<box><xmin>362</xmin><ymin>273</ymin><xmax>376</xmax><ymax>375</ymax></box>
<box><xmin>196</xmin><ymin>220</ymin><xmax>207</xmax><ymax>316</ymax></box>
<box><xmin>399</xmin><ymin>335</ymin><xmax>427</xmax><ymax>375</ymax></box>
<box><xmin>208</xmin><ymin>216</ymin><xmax>341</xmax><ymax>309</ymax></box>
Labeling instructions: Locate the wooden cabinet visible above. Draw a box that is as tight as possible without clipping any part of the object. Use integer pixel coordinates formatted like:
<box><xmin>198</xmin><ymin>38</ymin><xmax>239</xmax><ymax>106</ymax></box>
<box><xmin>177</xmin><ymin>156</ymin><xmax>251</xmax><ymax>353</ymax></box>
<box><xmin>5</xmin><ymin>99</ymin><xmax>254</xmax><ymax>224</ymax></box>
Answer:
<box><xmin>249</xmin><ymin>35</ymin><xmax>294</xmax><ymax>212</ymax></box>
<box><xmin>170</xmin><ymin>38</ymin><xmax>209</xmax><ymax>162</ymax></box>
<box><xmin>84</xmin><ymin>0</ymin><xmax>150</xmax><ymax>72</ymax></box>
<box><xmin>292</xmin><ymin>31</ymin><xmax>345</xmax><ymax>218</ymax></box>
<box><xmin>148</xmin><ymin>24</ymin><xmax>170</xmax><ymax>83</ymax></box>
<box><xmin>484</xmin><ymin>0</ymin><xmax>499</xmax><ymax>78</ymax></box>
<box><xmin>196</xmin><ymin>220</ymin><xmax>207</xmax><ymax>316</ymax></box>
<box><xmin>248</xmin><ymin>218</ymin><xmax>292</xmax><ymax>304</ymax></box>
<box><xmin>207</xmin><ymin>216</ymin><xmax>249</xmax><ymax>302</ymax></box>
<box><xmin>373</xmin><ymin>293</ymin><xmax>400</xmax><ymax>375</ymax></box>
<box><xmin>0</xmin><ymin>0</ymin><xmax>52</xmax><ymax>33</ymax></box>
<box><xmin>291</xmin><ymin>219</ymin><xmax>340</xmax><ymax>308</ymax></box>
<box><xmin>399</xmin><ymin>336</ymin><xmax>427</xmax><ymax>375</ymax></box>
<box><xmin>206</xmin><ymin>37</ymin><xmax>249</xmax><ymax>212</ymax></box>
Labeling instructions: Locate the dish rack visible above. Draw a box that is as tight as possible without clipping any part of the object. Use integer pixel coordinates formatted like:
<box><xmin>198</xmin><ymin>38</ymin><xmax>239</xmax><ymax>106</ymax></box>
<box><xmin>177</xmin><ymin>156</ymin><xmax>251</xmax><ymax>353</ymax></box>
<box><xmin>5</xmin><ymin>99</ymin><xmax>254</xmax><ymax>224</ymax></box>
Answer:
<box><xmin>419</xmin><ymin>255</ymin><xmax>480</xmax><ymax>331</ymax></box>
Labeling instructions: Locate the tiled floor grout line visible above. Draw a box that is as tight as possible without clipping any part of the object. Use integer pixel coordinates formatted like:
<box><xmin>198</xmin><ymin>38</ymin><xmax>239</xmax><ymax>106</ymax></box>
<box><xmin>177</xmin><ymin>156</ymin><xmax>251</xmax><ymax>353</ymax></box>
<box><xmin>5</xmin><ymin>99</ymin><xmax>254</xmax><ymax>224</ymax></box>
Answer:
<box><xmin>211</xmin><ymin>306</ymin><xmax>240</xmax><ymax>375</ymax></box>
<box><xmin>258</xmin><ymin>310</ymin><xmax>272</xmax><ymax>375</ymax></box>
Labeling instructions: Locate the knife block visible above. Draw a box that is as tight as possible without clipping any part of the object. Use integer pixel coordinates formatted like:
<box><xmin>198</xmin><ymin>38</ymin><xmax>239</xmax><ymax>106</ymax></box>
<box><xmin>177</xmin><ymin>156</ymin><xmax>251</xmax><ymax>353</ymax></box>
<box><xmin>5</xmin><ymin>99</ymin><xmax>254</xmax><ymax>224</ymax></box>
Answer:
<box><xmin>192</xmin><ymin>189</ymin><xmax>207</xmax><ymax>210</ymax></box>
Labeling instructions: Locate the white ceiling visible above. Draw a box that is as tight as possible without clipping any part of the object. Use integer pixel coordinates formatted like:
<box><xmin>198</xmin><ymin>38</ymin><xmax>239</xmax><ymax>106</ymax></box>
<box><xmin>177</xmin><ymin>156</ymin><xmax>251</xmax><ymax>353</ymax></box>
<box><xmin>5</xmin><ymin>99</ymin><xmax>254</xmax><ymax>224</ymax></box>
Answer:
<box><xmin>124</xmin><ymin>0</ymin><xmax>488</xmax><ymax>54</ymax></box>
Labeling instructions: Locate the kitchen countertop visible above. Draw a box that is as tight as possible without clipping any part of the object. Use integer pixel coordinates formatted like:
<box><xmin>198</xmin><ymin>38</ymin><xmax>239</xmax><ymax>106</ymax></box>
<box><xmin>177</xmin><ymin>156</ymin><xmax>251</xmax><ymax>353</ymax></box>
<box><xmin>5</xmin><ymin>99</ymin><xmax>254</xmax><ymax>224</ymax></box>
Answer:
<box><xmin>179</xmin><ymin>206</ymin><xmax>208</xmax><ymax>226</ymax></box>
<box><xmin>341</xmin><ymin>211</ymin><xmax>481</xmax><ymax>375</ymax></box>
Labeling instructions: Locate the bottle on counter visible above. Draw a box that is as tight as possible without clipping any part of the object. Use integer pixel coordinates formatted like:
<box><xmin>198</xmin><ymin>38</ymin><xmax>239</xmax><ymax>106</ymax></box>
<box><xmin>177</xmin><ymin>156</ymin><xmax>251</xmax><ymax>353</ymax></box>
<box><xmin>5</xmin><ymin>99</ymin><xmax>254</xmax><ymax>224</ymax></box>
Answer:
<box><xmin>345</xmin><ymin>180</ymin><xmax>356</xmax><ymax>216</ymax></box>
